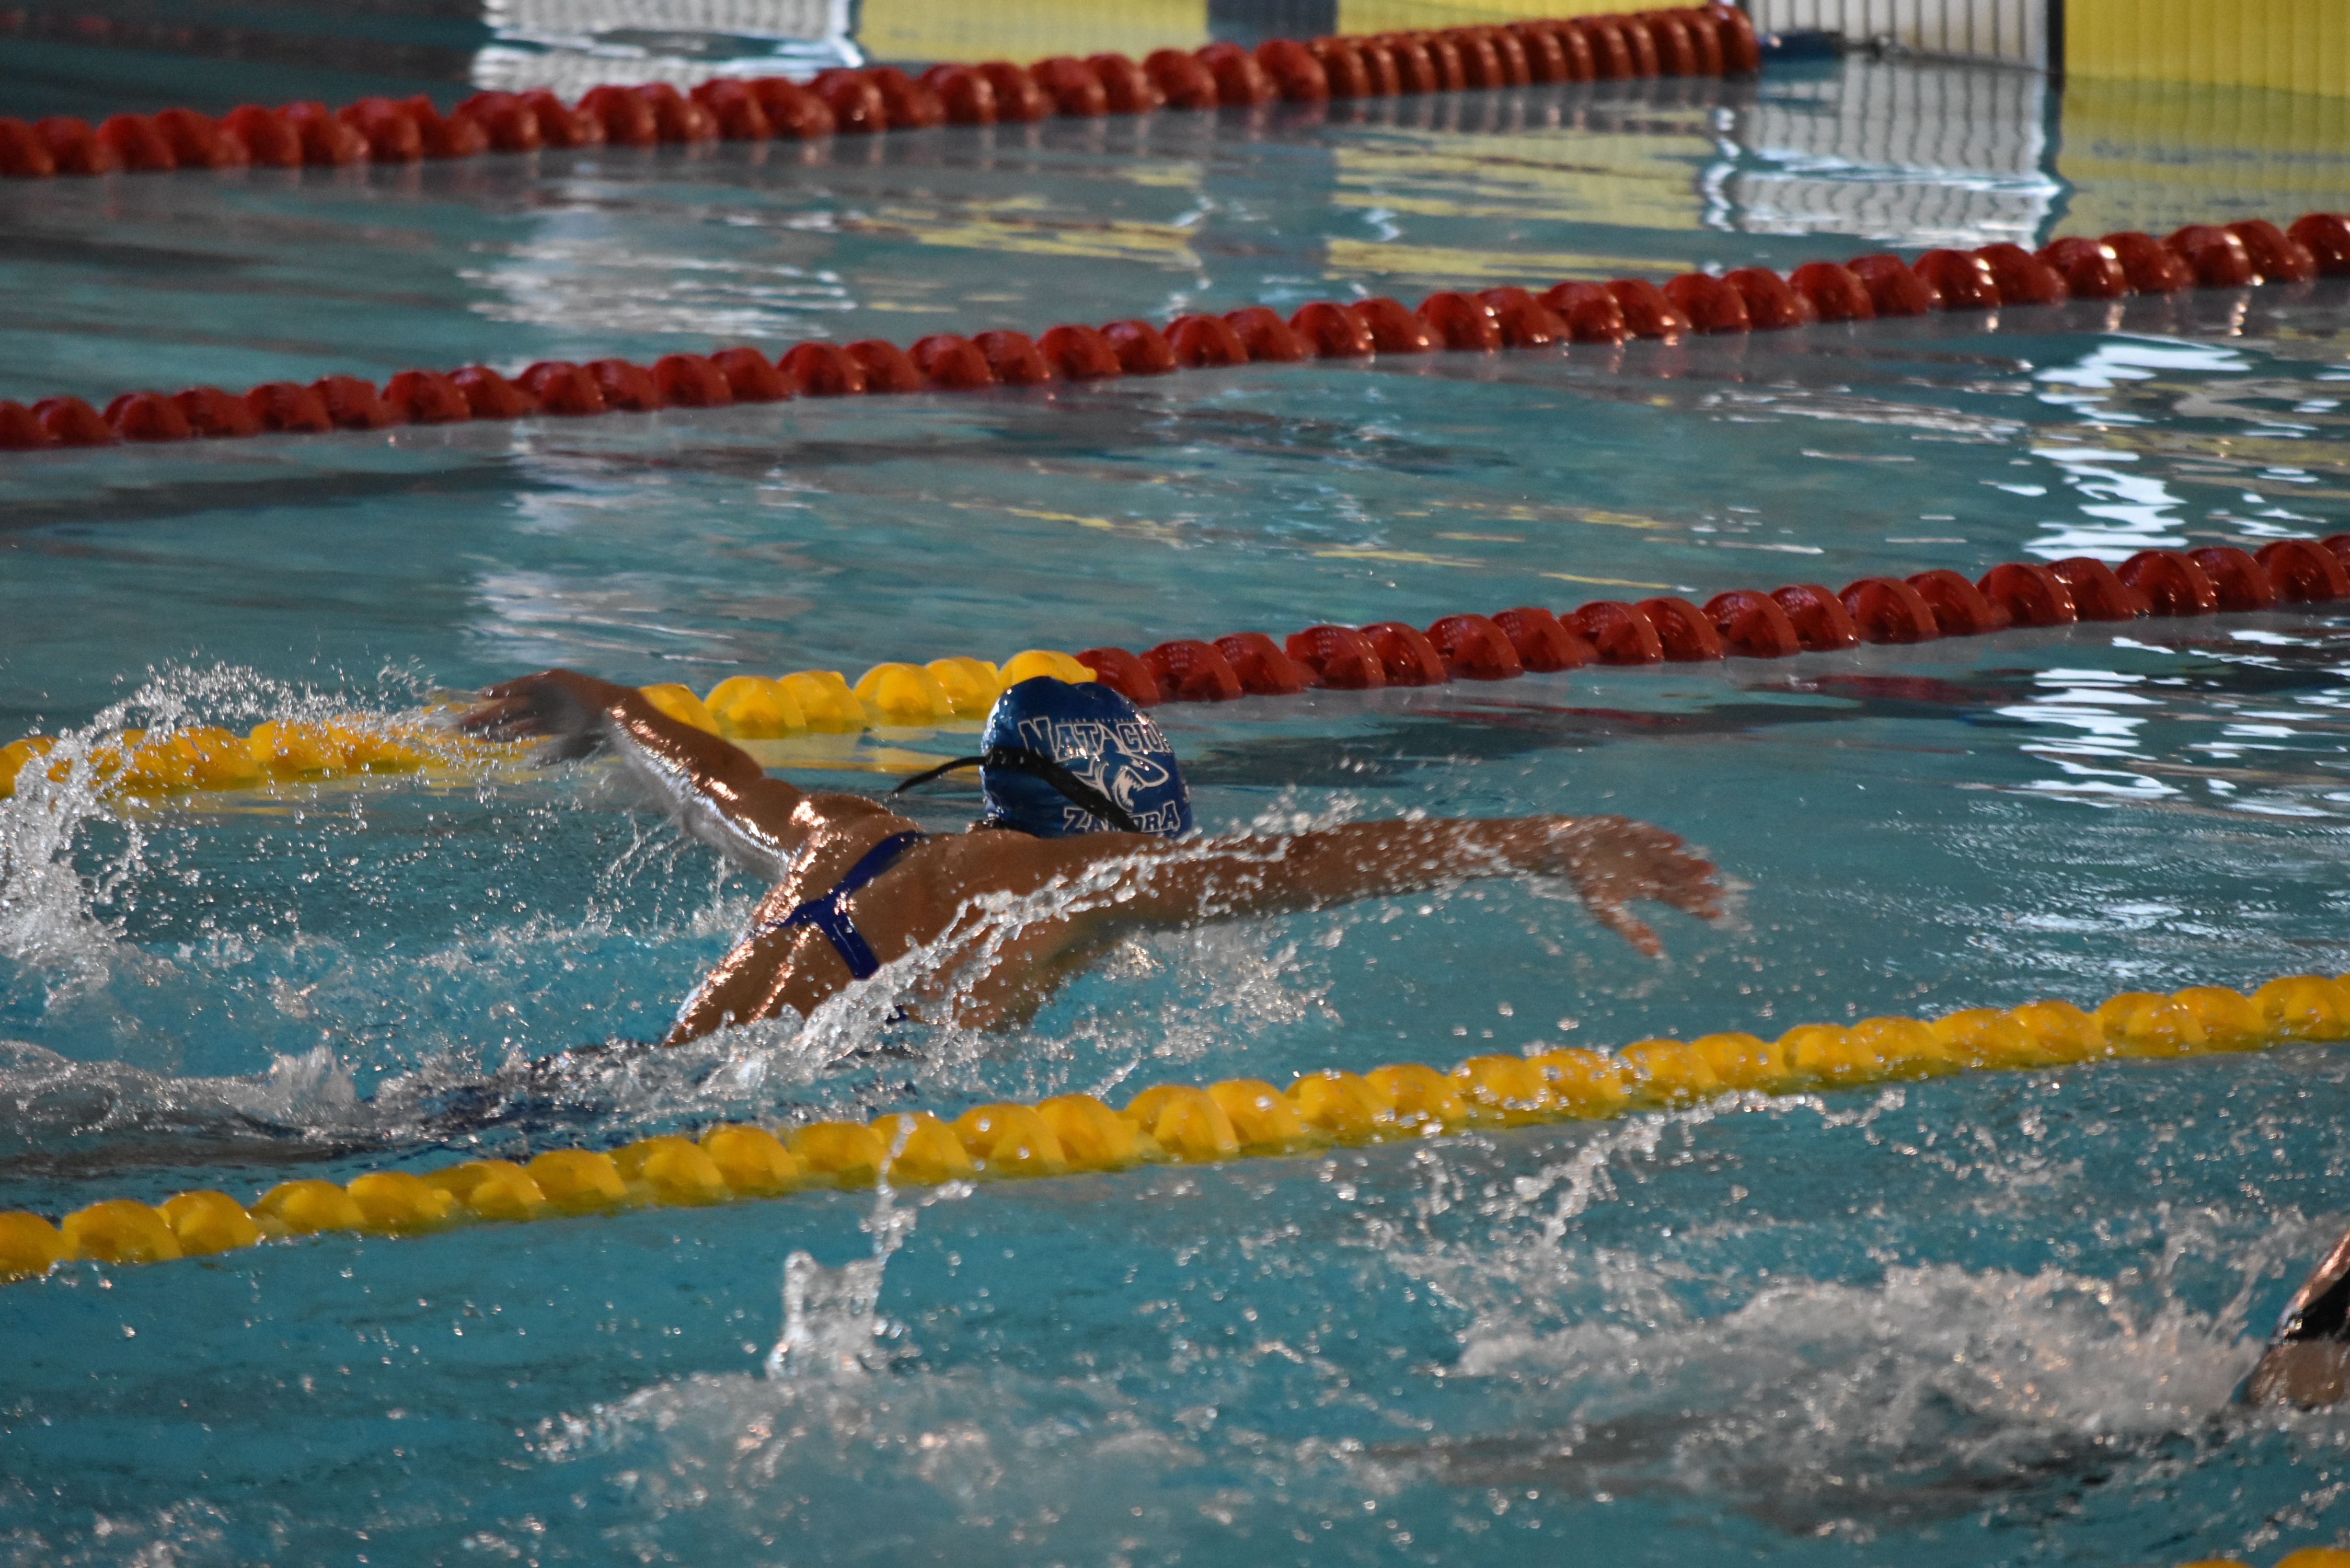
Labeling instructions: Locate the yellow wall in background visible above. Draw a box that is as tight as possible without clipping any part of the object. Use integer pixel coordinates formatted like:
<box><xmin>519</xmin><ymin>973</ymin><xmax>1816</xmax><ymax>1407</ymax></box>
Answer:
<box><xmin>860</xmin><ymin>0</ymin><xmax>2350</xmax><ymax>101</ymax></box>
<box><xmin>1334</xmin><ymin>0</ymin><xmax>1626</xmax><ymax>32</ymax></box>
<box><xmin>860</xmin><ymin>0</ymin><xmax>1658</xmax><ymax>61</ymax></box>
<box><xmin>2067</xmin><ymin>0</ymin><xmax>2350</xmax><ymax>99</ymax></box>
<box><xmin>857</xmin><ymin>0</ymin><xmax>1206</xmax><ymax>64</ymax></box>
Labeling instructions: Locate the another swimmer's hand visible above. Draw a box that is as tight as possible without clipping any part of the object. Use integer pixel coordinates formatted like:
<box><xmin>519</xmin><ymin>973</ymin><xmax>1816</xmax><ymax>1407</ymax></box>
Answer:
<box><xmin>1546</xmin><ymin>815</ymin><xmax>1723</xmax><ymax>958</ymax></box>
<box><xmin>461</xmin><ymin>669</ymin><xmax>637</xmax><ymax>760</ymax></box>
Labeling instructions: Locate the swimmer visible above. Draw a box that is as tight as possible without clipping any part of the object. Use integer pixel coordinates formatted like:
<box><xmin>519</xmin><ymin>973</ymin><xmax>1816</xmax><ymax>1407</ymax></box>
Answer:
<box><xmin>2242</xmin><ymin>1219</ymin><xmax>2350</xmax><ymax>1408</ymax></box>
<box><xmin>463</xmin><ymin>669</ymin><xmax>1724</xmax><ymax>1042</ymax></box>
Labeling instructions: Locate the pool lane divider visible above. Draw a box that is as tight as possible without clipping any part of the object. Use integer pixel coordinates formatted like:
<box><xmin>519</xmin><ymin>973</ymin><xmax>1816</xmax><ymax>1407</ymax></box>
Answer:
<box><xmin>0</xmin><ymin>5</ymin><xmax>1758</xmax><ymax>183</ymax></box>
<box><xmin>5</xmin><ymin>532</ymin><xmax>2347</xmax><ymax>805</ymax></box>
<box><xmin>4</xmin><ymin>207</ymin><xmax>2344</xmax><ymax>452</ymax></box>
<box><xmin>5</xmin><ymin>971</ymin><xmax>2348</xmax><ymax>1283</ymax></box>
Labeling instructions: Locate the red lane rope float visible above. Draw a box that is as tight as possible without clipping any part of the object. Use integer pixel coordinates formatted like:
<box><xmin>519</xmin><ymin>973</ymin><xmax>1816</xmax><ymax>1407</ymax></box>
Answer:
<box><xmin>7</xmin><ymin>208</ymin><xmax>2346</xmax><ymax>453</ymax></box>
<box><xmin>1061</xmin><ymin>534</ymin><xmax>2350</xmax><ymax>712</ymax></box>
<box><xmin>0</xmin><ymin>5</ymin><xmax>1758</xmax><ymax>184</ymax></box>
<box><xmin>6</xmin><ymin>534</ymin><xmax>2347</xmax><ymax>797</ymax></box>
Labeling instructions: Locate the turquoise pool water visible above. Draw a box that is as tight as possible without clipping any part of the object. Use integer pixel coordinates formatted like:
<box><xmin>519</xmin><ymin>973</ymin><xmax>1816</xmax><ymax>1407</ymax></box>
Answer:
<box><xmin>6</xmin><ymin>49</ymin><xmax>2350</xmax><ymax>1566</ymax></box>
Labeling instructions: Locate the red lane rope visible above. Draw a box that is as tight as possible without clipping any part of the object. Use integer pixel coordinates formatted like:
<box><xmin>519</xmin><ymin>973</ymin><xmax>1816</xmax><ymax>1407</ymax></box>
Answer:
<box><xmin>1070</xmin><ymin>535</ymin><xmax>2350</xmax><ymax>710</ymax></box>
<box><xmin>5</xmin><ymin>534</ymin><xmax>2342</xmax><ymax>799</ymax></box>
<box><xmin>6</xmin><ymin>210</ymin><xmax>2344</xmax><ymax>453</ymax></box>
<box><xmin>0</xmin><ymin>6</ymin><xmax>1757</xmax><ymax>180</ymax></box>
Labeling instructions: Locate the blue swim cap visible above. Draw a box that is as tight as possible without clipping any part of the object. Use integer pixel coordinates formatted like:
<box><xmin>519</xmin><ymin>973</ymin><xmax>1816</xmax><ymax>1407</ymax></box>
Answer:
<box><xmin>978</xmin><ymin>677</ymin><xmax>1191</xmax><ymax>839</ymax></box>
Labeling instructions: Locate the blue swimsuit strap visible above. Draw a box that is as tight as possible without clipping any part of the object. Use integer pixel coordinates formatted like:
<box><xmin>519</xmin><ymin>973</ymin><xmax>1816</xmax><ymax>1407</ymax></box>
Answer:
<box><xmin>762</xmin><ymin>829</ymin><xmax>927</xmax><ymax>982</ymax></box>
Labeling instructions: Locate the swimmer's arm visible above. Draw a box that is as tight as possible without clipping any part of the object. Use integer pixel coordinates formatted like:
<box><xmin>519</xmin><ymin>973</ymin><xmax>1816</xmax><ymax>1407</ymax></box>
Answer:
<box><xmin>661</xmin><ymin>925</ymin><xmax>801</xmax><ymax>1046</ymax></box>
<box><xmin>463</xmin><ymin>670</ymin><xmax>809</xmax><ymax>877</ymax></box>
<box><xmin>1089</xmin><ymin>815</ymin><xmax>1722</xmax><ymax>957</ymax></box>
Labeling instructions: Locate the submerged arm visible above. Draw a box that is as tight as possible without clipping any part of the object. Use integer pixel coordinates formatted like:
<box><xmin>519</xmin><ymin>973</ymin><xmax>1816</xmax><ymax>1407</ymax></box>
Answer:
<box><xmin>1095</xmin><ymin>814</ymin><xmax>1722</xmax><ymax>956</ymax></box>
<box><xmin>462</xmin><ymin>669</ymin><xmax>810</xmax><ymax>878</ymax></box>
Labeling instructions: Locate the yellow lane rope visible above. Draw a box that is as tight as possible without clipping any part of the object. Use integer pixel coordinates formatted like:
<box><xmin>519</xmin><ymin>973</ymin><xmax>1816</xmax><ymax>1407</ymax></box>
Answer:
<box><xmin>0</xmin><ymin>651</ymin><xmax>1100</xmax><ymax>802</ymax></box>
<box><xmin>5</xmin><ymin>971</ymin><xmax>2347</xmax><ymax>1282</ymax></box>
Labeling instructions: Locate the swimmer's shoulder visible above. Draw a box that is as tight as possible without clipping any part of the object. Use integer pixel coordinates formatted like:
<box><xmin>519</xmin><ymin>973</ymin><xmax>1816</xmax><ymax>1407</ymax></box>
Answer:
<box><xmin>917</xmin><ymin>822</ymin><xmax>1164</xmax><ymax>887</ymax></box>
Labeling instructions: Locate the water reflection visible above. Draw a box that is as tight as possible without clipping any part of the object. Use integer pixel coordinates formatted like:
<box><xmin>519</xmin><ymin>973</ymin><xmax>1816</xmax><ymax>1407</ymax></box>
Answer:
<box><xmin>1988</xmin><ymin>627</ymin><xmax>2350</xmax><ymax>818</ymax></box>
<box><xmin>2019</xmin><ymin>323</ymin><xmax>2350</xmax><ymax>562</ymax></box>
<box><xmin>1712</xmin><ymin>59</ymin><xmax>2059</xmax><ymax>244</ymax></box>
<box><xmin>1997</xmin><ymin>665</ymin><xmax>2176</xmax><ymax>799</ymax></box>
<box><xmin>473</xmin><ymin>0</ymin><xmax>860</xmax><ymax>98</ymax></box>
<box><xmin>2024</xmin><ymin>445</ymin><xmax>2191</xmax><ymax>558</ymax></box>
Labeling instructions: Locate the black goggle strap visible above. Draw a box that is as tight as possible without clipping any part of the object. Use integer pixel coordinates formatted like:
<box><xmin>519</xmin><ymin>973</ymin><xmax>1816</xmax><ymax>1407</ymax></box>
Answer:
<box><xmin>891</xmin><ymin>746</ymin><xmax>1143</xmax><ymax>834</ymax></box>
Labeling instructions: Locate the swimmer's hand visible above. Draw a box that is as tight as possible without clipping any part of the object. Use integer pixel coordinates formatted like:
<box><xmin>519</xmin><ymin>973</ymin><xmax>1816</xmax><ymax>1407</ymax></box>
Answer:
<box><xmin>1540</xmin><ymin>815</ymin><xmax>1723</xmax><ymax>958</ymax></box>
<box><xmin>461</xmin><ymin>668</ymin><xmax>639</xmax><ymax>760</ymax></box>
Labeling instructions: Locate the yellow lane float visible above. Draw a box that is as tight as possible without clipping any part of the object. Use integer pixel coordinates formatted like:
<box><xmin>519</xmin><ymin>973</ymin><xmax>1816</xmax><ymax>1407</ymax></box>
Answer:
<box><xmin>0</xmin><ymin>714</ymin><xmax>506</xmax><ymax>802</ymax></box>
<box><xmin>7</xmin><ymin>971</ymin><xmax>2349</xmax><ymax>1285</ymax></box>
<box><xmin>0</xmin><ymin>646</ymin><xmax>1101</xmax><ymax>802</ymax></box>
<box><xmin>704</xmin><ymin>675</ymin><xmax>807</xmax><ymax>739</ymax></box>
<box><xmin>2181</xmin><ymin>1550</ymin><xmax>2350</xmax><ymax>1568</ymax></box>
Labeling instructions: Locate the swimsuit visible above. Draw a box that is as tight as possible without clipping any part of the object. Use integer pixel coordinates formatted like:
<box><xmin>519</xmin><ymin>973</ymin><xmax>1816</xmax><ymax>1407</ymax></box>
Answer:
<box><xmin>756</xmin><ymin>829</ymin><xmax>926</xmax><ymax>980</ymax></box>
